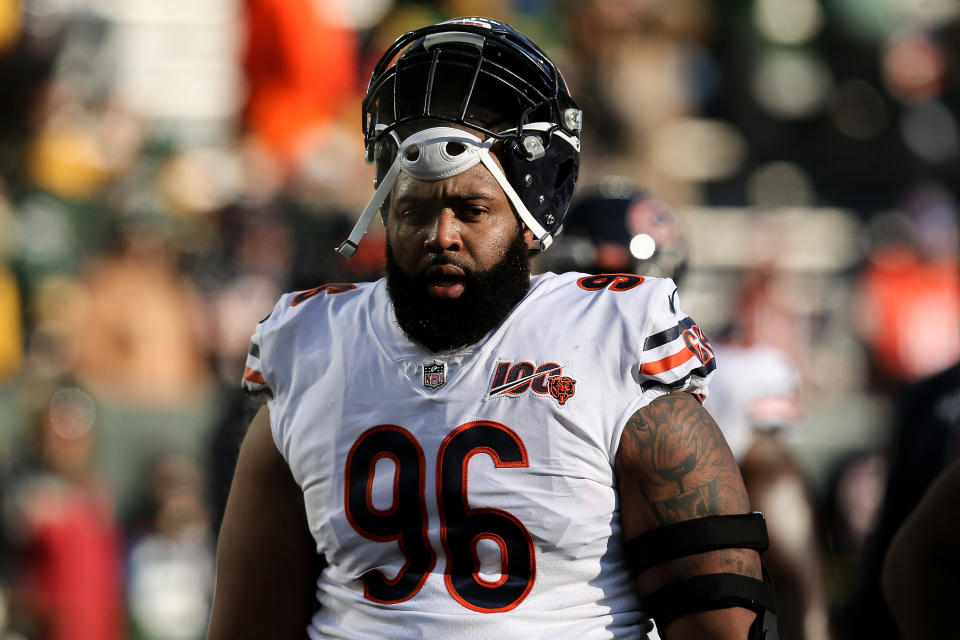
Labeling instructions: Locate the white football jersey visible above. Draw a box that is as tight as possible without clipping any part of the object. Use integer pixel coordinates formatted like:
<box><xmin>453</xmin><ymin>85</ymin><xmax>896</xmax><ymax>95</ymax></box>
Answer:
<box><xmin>241</xmin><ymin>272</ymin><xmax>716</xmax><ymax>640</ymax></box>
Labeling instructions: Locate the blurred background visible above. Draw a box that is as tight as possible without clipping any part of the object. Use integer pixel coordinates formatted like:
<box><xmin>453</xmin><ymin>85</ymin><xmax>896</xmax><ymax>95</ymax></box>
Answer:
<box><xmin>0</xmin><ymin>0</ymin><xmax>957</xmax><ymax>639</ymax></box>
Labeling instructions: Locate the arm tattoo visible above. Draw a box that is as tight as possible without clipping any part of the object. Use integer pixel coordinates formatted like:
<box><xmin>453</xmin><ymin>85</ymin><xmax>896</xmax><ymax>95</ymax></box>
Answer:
<box><xmin>617</xmin><ymin>391</ymin><xmax>751</xmax><ymax>528</ymax></box>
<box><xmin>616</xmin><ymin>391</ymin><xmax>763</xmax><ymax>589</ymax></box>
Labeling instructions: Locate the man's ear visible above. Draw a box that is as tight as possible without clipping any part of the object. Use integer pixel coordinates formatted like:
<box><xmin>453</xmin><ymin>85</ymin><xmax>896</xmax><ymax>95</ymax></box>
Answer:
<box><xmin>522</xmin><ymin>225</ymin><xmax>536</xmax><ymax>250</ymax></box>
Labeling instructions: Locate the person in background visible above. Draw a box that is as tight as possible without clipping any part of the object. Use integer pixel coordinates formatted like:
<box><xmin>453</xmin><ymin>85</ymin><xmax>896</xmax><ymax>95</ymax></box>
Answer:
<box><xmin>126</xmin><ymin>454</ymin><xmax>215</xmax><ymax>640</ymax></box>
<box><xmin>69</xmin><ymin>221</ymin><xmax>211</xmax><ymax>406</ymax></box>
<box><xmin>841</xmin><ymin>186</ymin><xmax>960</xmax><ymax>640</ymax></box>
<box><xmin>704</xmin><ymin>346</ymin><xmax>833</xmax><ymax>640</ymax></box>
<box><xmin>842</xmin><ymin>286</ymin><xmax>960</xmax><ymax>640</ymax></box>
<box><xmin>1</xmin><ymin>385</ymin><xmax>125</xmax><ymax>640</ymax></box>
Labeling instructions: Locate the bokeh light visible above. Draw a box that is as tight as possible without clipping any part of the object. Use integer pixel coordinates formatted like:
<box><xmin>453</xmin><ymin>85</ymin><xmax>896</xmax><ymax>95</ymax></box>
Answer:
<box><xmin>753</xmin><ymin>0</ymin><xmax>824</xmax><ymax>45</ymax></box>
<box><xmin>746</xmin><ymin>161</ymin><xmax>815</xmax><ymax>209</ymax></box>
<box><xmin>752</xmin><ymin>48</ymin><xmax>832</xmax><ymax>119</ymax></box>
<box><xmin>882</xmin><ymin>28</ymin><xmax>946</xmax><ymax>102</ymax></box>
<box><xmin>900</xmin><ymin>99</ymin><xmax>959</xmax><ymax>163</ymax></box>
<box><xmin>649</xmin><ymin>117</ymin><xmax>747</xmax><ymax>181</ymax></box>
<box><xmin>628</xmin><ymin>233</ymin><xmax>657</xmax><ymax>260</ymax></box>
<box><xmin>828</xmin><ymin>78</ymin><xmax>890</xmax><ymax>140</ymax></box>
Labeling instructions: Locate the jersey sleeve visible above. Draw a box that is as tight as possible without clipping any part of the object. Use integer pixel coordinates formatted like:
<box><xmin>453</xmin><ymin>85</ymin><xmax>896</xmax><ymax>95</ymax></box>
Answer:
<box><xmin>240</xmin><ymin>297</ymin><xmax>289</xmax><ymax>402</ymax></box>
<box><xmin>634</xmin><ymin>278</ymin><xmax>717</xmax><ymax>399</ymax></box>
<box><xmin>241</xmin><ymin>335</ymin><xmax>271</xmax><ymax>401</ymax></box>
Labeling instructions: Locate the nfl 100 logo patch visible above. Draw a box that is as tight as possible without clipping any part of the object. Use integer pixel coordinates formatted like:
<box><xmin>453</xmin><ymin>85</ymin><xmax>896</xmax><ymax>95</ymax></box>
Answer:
<box><xmin>422</xmin><ymin>361</ymin><xmax>447</xmax><ymax>390</ymax></box>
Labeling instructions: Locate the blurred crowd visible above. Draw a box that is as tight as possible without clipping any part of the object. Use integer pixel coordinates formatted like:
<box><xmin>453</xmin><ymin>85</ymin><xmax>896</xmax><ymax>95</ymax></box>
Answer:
<box><xmin>0</xmin><ymin>0</ymin><xmax>958</xmax><ymax>639</ymax></box>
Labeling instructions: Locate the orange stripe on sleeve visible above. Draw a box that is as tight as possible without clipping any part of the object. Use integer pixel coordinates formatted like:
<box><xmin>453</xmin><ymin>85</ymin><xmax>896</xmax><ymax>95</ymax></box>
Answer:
<box><xmin>243</xmin><ymin>366</ymin><xmax>266</xmax><ymax>385</ymax></box>
<box><xmin>639</xmin><ymin>348</ymin><xmax>695</xmax><ymax>376</ymax></box>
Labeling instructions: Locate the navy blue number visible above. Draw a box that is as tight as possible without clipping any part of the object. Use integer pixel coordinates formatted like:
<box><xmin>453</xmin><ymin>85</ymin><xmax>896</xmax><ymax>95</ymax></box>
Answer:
<box><xmin>344</xmin><ymin>425</ymin><xmax>435</xmax><ymax>603</ymax></box>
<box><xmin>345</xmin><ymin>422</ymin><xmax>535</xmax><ymax>612</ymax></box>
<box><xmin>438</xmin><ymin>421</ymin><xmax>535</xmax><ymax>612</ymax></box>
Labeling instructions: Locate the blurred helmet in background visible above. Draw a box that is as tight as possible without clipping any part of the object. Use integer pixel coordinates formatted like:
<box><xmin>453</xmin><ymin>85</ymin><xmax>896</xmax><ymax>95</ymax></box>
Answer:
<box><xmin>543</xmin><ymin>178</ymin><xmax>689</xmax><ymax>281</ymax></box>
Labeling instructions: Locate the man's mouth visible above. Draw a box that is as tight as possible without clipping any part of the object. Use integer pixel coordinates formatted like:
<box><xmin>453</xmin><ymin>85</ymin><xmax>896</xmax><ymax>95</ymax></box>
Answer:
<box><xmin>424</xmin><ymin>264</ymin><xmax>467</xmax><ymax>299</ymax></box>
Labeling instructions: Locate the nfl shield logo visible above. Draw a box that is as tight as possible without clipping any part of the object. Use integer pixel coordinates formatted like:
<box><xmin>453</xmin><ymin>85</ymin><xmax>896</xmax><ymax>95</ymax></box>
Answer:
<box><xmin>422</xmin><ymin>361</ymin><xmax>447</xmax><ymax>390</ymax></box>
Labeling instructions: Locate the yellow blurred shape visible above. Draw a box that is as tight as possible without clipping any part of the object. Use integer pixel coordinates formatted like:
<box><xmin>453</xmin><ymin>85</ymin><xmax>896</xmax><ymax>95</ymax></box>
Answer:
<box><xmin>157</xmin><ymin>149</ymin><xmax>236</xmax><ymax>217</ymax></box>
<box><xmin>27</xmin><ymin>124</ymin><xmax>111</xmax><ymax>199</ymax></box>
<box><xmin>0</xmin><ymin>0</ymin><xmax>21</xmax><ymax>53</ymax></box>
<box><xmin>0</xmin><ymin>265</ymin><xmax>23</xmax><ymax>382</ymax></box>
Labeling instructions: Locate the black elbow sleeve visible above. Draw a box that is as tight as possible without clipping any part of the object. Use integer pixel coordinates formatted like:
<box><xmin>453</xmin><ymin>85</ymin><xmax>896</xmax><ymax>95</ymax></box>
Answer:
<box><xmin>625</xmin><ymin>512</ymin><xmax>779</xmax><ymax>639</ymax></box>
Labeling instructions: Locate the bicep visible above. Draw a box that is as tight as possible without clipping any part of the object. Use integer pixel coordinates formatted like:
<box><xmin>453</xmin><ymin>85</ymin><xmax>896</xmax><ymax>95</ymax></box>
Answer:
<box><xmin>207</xmin><ymin>405</ymin><xmax>322</xmax><ymax>640</ymax></box>
<box><xmin>615</xmin><ymin>391</ymin><xmax>762</xmax><ymax>638</ymax></box>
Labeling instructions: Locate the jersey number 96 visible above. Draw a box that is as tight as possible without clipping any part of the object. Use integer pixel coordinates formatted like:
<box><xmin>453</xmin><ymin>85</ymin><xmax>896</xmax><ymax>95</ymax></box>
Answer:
<box><xmin>345</xmin><ymin>421</ymin><xmax>535</xmax><ymax>613</ymax></box>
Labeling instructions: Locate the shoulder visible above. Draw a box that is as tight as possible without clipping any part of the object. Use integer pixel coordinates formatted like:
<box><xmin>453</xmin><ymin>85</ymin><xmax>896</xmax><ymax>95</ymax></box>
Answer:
<box><xmin>255</xmin><ymin>280</ymin><xmax>376</xmax><ymax>340</ymax></box>
<box><xmin>529</xmin><ymin>271</ymin><xmax>678</xmax><ymax>312</ymax></box>
<box><xmin>529</xmin><ymin>272</ymin><xmax>689</xmax><ymax>342</ymax></box>
<box><xmin>525</xmin><ymin>272</ymin><xmax>714</xmax><ymax>388</ymax></box>
<box><xmin>242</xmin><ymin>280</ymin><xmax>378</xmax><ymax>399</ymax></box>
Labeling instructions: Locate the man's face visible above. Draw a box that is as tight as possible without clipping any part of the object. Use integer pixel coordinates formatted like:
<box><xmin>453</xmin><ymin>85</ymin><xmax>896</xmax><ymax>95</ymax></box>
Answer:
<box><xmin>384</xmin><ymin>161</ymin><xmax>534</xmax><ymax>293</ymax></box>
<box><xmin>383</xmin><ymin>158</ymin><xmax>535</xmax><ymax>352</ymax></box>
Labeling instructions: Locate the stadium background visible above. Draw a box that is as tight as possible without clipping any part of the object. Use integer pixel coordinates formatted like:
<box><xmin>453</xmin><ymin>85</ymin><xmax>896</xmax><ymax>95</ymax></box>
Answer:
<box><xmin>0</xmin><ymin>0</ymin><xmax>958</xmax><ymax>638</ymax></box>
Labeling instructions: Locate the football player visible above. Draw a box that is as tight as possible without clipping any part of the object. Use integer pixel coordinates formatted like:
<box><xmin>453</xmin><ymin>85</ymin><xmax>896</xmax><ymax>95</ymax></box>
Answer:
<box><xmin>208</xmin><ymin>18</ymin><xmax>778</xmax><ymax>640</ymax></box>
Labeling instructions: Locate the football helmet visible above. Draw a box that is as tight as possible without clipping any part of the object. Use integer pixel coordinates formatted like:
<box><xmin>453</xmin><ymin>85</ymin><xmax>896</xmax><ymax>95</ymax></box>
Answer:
<box><xmin>337</xmin><ymin>17</ymin><xmax>582</xmax><ymax>258</ymax></box>
<box><xmin>546</xmin><ymin>180</ymin><xmax>689</xmax><ymax>282</ymax></box>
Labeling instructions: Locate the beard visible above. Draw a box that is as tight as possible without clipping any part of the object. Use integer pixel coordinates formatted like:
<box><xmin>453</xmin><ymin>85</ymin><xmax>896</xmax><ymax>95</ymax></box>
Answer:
<box><xmin>385</xmin><ymin>232</ymin><xmax>532</xmax><ymax>353</ymax></box>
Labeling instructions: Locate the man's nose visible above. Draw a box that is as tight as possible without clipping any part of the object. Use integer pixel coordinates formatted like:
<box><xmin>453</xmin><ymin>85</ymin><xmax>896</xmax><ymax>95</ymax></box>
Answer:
<box><xmin>424</xmin><ymin>210</ymin><xmax>463</xmax><ymax>254</ymax></box>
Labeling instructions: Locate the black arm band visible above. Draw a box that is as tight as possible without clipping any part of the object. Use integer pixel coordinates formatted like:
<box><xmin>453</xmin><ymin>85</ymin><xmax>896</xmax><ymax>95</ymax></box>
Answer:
<box><xmin>625</xmin><ymin>512</ymin><xmax>769</xmax><ymax>575</ymax></box>
<box><xmin>641</xmin><ymin>571</ymin><xmax>777</xmax><ymax>633</ymax></box>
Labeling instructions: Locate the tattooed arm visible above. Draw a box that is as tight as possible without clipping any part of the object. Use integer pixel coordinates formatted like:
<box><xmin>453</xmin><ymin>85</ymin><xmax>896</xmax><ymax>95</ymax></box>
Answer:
<box><xmin>616</xmin><ymin>391</ymin><xmax>763</xmax><ymax>639</ymax></box>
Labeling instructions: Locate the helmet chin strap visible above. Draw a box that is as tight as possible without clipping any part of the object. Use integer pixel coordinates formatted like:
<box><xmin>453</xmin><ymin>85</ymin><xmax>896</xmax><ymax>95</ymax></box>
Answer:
<box><xmin>336</xmin><ymin>126</ymin><xmax>551</xmax><ymax>259</ymax></box>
